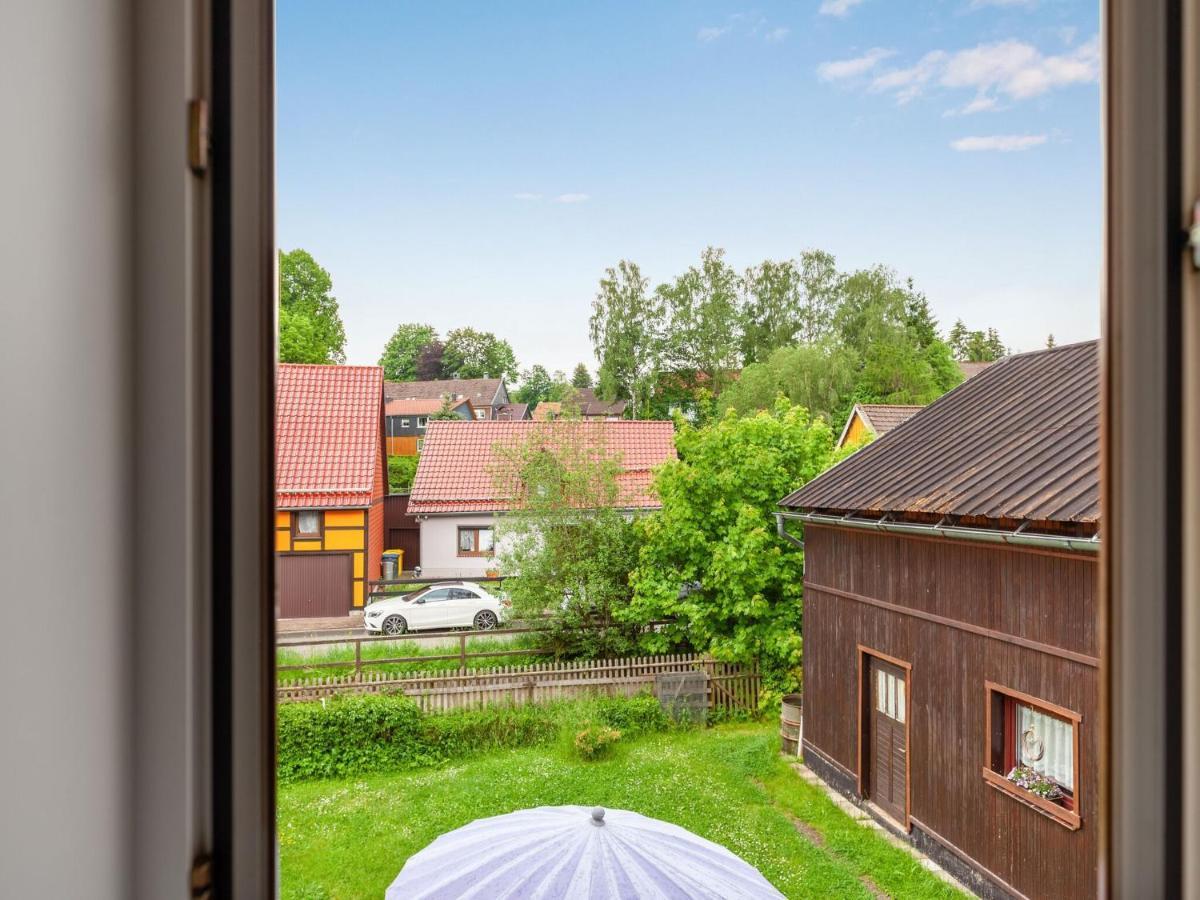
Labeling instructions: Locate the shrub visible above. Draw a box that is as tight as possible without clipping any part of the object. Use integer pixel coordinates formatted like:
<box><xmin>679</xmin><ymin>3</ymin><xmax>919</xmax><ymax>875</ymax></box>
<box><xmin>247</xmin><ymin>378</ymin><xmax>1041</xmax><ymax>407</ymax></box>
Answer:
<box><xmin>277</xmin><ymin>695</ymin><xmax>561</xmax><ymax>783</ymax></box>
<box><xmin>574</xmin><ymin>726</ymin><xmax>621</xmax><ymax>760</ymax></box>
<box><xmin>277</xmin><ymin>694</ymin><xmax>431</xmax><ymax>783</ymax></box>
<box><xmin>592</xmin><ymin>693</ymin><xmax>671</xmax><ymax>738</ymax></box>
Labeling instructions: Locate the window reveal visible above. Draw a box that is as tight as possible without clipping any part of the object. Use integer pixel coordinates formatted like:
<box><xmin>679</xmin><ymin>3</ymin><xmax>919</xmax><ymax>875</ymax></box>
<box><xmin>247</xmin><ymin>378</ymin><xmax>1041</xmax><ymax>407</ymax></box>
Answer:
<box><xmin>457</xmin><ymin>526</ymin><xmax>494</xmax><ymax>556</ymax></box>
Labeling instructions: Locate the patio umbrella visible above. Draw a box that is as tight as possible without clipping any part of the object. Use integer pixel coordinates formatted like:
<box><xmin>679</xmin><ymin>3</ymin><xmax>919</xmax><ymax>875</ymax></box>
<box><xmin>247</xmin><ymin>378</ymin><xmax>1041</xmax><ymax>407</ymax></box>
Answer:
<box><xmin>385</xmin><ymin>805</ymin><xmax>786</xmax><ymax>899</ymax></box>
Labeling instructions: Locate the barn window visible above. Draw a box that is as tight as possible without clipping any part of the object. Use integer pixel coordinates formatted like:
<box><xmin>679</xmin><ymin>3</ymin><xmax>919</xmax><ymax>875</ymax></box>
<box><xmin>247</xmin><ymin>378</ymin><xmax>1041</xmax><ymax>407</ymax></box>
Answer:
<box><xmin>292</xmin><ymin>510</ymin><xmax>322</xmax><ymax>539</ymax></box>
<box><xmin>457</xmin><ymin>526</ymin><xmax>494</xmax><ymax>556</ymax></box>
<box><xmin>983</xmin><ymin>682</ymin><xmax>1081</xmax><ymax>829</ymax></box>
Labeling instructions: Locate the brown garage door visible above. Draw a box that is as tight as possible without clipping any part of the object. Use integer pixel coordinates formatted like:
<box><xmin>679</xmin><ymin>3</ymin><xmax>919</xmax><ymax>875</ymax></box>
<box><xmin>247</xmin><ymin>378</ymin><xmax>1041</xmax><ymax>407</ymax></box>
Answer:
<box><xmin>278</xmin><ymin>553</ymin><xmax>352</xmax><ymax>619</ymax></box>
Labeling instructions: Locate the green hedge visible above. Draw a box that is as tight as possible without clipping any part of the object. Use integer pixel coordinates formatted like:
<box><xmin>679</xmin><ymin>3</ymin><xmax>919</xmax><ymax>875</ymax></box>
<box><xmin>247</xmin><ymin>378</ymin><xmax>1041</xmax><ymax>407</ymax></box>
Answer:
<box><xmin>276</xmin><ymin>693</ymin><xmax>674</xmax><ymax>783</ymax></box>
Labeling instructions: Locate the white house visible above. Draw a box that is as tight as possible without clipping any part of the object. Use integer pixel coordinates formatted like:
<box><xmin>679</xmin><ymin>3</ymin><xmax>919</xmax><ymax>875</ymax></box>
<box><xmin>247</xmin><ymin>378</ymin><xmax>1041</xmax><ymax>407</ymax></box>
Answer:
<box><xmin>407</xmin><ymin>419</ymin><xmax>676</xmax><ymax>579</ymax></box>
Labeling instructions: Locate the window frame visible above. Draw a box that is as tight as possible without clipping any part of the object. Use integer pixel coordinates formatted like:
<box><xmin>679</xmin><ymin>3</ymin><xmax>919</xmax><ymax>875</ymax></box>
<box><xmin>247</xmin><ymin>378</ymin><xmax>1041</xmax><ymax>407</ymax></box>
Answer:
<box><xmin>416</xmin><ymin>438</ymin><xmax>424</xmax><ymax>452</ymax></box>
<box><xmin>416</xmin><ymin>416</ymin><xmax>428</xmax><ymax>428</ymax></box>
<box><xmin>400</xmin><ymin>417</ymin><xmax>410</xmax><ymax>428</ymax></box>
<box><xmin>290</xmin><ymin>509</ymin><xmax>323</xmax><ymax>541</ymax></box>
<box><xmin>983</xmin><ymin>681</ymin><xmax>1082</xmax><ymax>830</ymax></box>
<box><xmin>457</xmin><ymin>525</ymin><xmax>495</xmax><ymax>557</ymax></box>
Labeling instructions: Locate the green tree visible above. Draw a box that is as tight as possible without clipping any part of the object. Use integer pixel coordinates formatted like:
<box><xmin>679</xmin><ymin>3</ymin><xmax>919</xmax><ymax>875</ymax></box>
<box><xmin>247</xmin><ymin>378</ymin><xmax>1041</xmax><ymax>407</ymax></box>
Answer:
<box><xmin>626</xmin><ymin>401</ymin><xmax>836</xmax><ymax>693</ymax></box>
<box><xmin>442</xmin><ymin>328</ymin><xmax>519</xmax><ymax>381</ymax></box>
<box><xmin>717</xmin><ymin>342</ymin><xmax>859</xmax><ymax>423</ymax></box>
<box><xmin>571</xmin><ymin>363</ymin><xmax>593</xmax><ymax>389</ymax></box>
<box><xmin>1046</xmin><ymin>333</ymin><xmax>1057</xmax><ymax>349</ymax></box>
<box><xmin>278</xmin><ymin>249</ymin><xmax>346</xmax><ymax>364</ymax></box>
<box><xmin>835</xmin><ymin>267</ymin><xmax>960</xmax><ymax>405</ymax></box>
<box><xmin>378</xmin><ymin>323</ymin><xmax>438</xmax><ymax>381</ymax></box>
<box><xmin>740</xmin><ymin>250</ymin><xmax>840</xmax><ymax>363</ymax></box>
<box><xmin>589</xmin><ymin>260</ymin><xmax>662</xmax><ymax>418</ymax></box>
<box><xmin>493</xmin><ymin>422</ymin><xmax>642</xmax><ymax>657</ymax></box>
<box><xmin>948</xmin><ymin>318</ymin><xmax>1007</xmax><ymax>362</ymax></box>
<box><xmin>514</xmin><ymin>365</ymin><xmax>554</xmax><ymax>406</ymax></box>
<box><xmin>431</xmin><ymin>396</ymin><xmax>463</xmax><ymax>420</ymax></box>
<box><xmin>657</xmin><ymin>246</ymin><xmax>741</xmax><ymax>396</ymax></box>
<box><xmin>387</xmin><ymin>456</ymin><xmax>418</xmax><ymax>493</ymax></box>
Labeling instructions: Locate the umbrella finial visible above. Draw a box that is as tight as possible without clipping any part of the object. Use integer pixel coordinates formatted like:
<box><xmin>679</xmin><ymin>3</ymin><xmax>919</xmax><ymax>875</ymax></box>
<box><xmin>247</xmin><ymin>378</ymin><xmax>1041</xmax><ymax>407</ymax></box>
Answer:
<box><xmin>590</xmin><ymin>807</ymin><xmax>606</xmax><ymax>826</ymax></box>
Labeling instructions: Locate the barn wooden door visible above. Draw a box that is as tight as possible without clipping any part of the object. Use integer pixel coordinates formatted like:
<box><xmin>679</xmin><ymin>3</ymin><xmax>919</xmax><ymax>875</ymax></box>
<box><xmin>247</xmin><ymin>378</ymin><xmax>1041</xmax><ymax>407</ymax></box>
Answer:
<box><xmin>866</xmin><ymin>656</ymin><xmax>908</xmax><ymax>824</ymax></box>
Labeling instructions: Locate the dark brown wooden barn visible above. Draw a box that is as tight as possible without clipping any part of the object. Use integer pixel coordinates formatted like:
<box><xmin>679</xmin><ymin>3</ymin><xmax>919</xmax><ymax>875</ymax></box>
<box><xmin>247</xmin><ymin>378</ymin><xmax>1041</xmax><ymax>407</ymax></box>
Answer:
<box><xmin>778</xmin><ymin>340</ymin><xmax>1100</xmax><ymax>900</ymax></box>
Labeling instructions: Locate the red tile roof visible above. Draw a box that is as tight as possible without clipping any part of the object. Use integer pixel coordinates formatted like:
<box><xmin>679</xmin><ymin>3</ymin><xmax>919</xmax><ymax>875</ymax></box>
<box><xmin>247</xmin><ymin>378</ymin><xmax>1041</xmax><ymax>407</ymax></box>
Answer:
<box><xmin>408</xmin><ymin>420</ymin><xmax>676</xmax><ymax>514</ymax></box>
<box><xmin>276</xmin><ymin>364</ymin><xmax>385</xmax><ymax>509</ymax></box>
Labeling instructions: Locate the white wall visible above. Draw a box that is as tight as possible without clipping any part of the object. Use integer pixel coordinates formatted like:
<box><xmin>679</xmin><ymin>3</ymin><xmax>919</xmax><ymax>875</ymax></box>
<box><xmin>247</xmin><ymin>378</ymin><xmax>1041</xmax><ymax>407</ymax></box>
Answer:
<box><xmin>0</xmin><ymin>3</ymin><xmax>134</xmax><ymax>896</ymax></box>
<box><xmin>419</xmin><ymin>514</ymin><xmax>500</xmax><ymax>578</ymax></box>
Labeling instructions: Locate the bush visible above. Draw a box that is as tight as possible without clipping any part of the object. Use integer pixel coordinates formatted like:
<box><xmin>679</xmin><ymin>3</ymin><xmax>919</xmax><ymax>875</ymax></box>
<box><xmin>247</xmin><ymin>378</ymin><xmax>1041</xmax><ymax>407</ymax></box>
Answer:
<box><xmin>592</xmin><ymin>694</ymin><xmax>670</xmax><ymax>738</ymax></box>
<box><xmin>277</xmin><ymin>694</ymin><xmax>431</xmax><ymax>783</ymax></box>
<box><xmin>277</xmin><ymin>695</ymin><xmax>559</xmax><ymax>783</ymax></box>
<box><xmin>277</xmin><ymin>694</ymin><xmax>669</xmax><ymax>783</ymax></box>
<box><xmin>574</xmin><ymin>726</ymin><xmax>621</xmax><ymax>760</ymax></box>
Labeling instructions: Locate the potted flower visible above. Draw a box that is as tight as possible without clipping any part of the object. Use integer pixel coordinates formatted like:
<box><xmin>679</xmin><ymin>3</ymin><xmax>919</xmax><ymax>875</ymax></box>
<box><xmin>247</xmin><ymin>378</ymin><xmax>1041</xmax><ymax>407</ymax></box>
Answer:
<box><xmin>1006</xmin><ymin>765</ymin><xmax>1064</xmax><ymax>802</ymax></box>
<box><xmin>485</xmin><ymin>558</ymin><xmax>500</xmax><ymax>579</ymax></box>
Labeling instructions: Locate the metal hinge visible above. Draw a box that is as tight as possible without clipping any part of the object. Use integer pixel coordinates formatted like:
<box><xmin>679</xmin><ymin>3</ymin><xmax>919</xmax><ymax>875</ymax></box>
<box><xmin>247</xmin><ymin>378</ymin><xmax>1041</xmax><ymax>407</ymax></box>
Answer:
<box><xmin>188</xmin><ymin>99</ymin><xmax>209</xmax><ymax>176</ymax></box>
<box><xmin>190</xmin><ymin>854</ymin><xmax>212</xmax><ymax>899</ymax></box>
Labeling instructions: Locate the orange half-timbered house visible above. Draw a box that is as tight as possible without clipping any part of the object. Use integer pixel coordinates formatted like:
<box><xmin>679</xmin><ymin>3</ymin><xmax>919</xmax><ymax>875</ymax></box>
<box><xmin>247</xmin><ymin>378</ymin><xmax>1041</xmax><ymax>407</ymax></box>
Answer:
<box><xmin>275</xmin><ymin>364</ymin><xmax>387</xmax><ymax>618</ymax></box>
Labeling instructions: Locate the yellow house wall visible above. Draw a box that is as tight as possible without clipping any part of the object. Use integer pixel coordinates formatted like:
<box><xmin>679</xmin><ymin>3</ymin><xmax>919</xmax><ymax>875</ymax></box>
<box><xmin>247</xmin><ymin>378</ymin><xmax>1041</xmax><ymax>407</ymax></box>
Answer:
<box><xmin>841</xmin><ymin>412</ymin><xmax>873</xmax><ymax>448</ymax></box>
<box><xmin>274</xmin><ymin>506</ymin><xmax>371</xmax><ymax>609</ymax></box>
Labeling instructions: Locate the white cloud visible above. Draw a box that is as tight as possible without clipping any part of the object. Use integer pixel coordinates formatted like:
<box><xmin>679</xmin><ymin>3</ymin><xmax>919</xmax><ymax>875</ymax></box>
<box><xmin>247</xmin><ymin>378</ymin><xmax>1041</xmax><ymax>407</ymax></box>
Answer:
<box><xmin>817</xmin><ymin>47</ymin><xmax>895</xmax><ymax>82</ymax></box>
<box><xmin>849</xmin><ymin>35</ymin><xmax>1098</xmax><ymax>106</ymax></box>
<box><xmin>554</xmin><ymin>193</ymin><xmax>590</xmax><ymax>204</ymax></box>
<box><xmin>941</xmin><ymin>37</ymin><xmax>1098</xmax><ymax>100</ymax></box>
<box><xmin>697</xmin><ymin>25</ymin><xmax>729</xmax><ymax>43</ymax></box>
<box><xmin>946</xmin><ymin>94</ymin><xmax>1000</xmax><ymax>116</ymax></box>
<box><xmin>765</xmin><ymin>26</ymin><xmax>791</xmax><ymax>43</ymax></box>
<box><xmin>512</xmin><ymin>192</ymin><xmax>542</xmax><ymax>201</ymax></box>
<box><xmin>869</xmin><ymin>50</ymin><xmax>947</xmax><ymax>103</ymax></box>
<box><xmin>819</xmin><ymin>0</ymin><xmax>865</xmax><ymax>17</ymax></box>
<box><xmin>950</xmin><ymin>133</ymin><xmax>1047</xmax><ymax>152</ymax></box>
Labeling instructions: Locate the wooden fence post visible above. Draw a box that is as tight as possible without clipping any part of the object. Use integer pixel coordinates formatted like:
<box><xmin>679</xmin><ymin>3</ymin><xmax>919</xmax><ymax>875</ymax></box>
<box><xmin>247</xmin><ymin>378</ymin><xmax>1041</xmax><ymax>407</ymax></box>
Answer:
<box><xmin>459</xmin><ymin>632</ymin><xmax>467</xmax><ymax>675</ymax></box>
<box><xmin>354</xmin><ymin>640</ymin><xmax>362</xmax><ymax>680</ymax></box>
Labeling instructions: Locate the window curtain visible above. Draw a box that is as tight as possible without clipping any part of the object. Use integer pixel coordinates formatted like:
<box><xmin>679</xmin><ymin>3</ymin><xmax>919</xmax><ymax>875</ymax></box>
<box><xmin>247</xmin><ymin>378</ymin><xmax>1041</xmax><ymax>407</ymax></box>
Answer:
<box><xmin>1016</xmin><ymin>704</ymin><xmax>1073</xmax><ymax>790</ymax></box>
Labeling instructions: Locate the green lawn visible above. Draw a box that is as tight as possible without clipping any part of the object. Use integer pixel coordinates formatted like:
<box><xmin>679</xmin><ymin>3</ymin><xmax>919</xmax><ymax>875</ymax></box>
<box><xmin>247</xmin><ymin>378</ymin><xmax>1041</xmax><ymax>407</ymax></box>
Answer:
<box><xmin>278</xmin><ymin>723</ymin><xmax>964</xmax><ymax>900</ymax></box>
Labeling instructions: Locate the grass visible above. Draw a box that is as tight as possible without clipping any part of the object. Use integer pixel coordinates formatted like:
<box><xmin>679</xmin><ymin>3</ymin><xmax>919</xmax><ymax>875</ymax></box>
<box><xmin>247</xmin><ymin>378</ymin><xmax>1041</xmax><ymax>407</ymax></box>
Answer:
<box><xmin>275</xmin><ymin>633</ymin><xmax>549</xmax><ymax>683</ymax></box>
<box><xmin>278</xmin><ymin>722</ymin><xmax>965</xmax><ymax>900</ymax></box>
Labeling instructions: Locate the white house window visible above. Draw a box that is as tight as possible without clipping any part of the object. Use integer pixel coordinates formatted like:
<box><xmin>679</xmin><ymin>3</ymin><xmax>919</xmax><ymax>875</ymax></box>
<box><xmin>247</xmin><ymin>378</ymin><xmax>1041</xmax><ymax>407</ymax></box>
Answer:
<box><xmin>292</xmin><ymin>510</ymin><xmax>322</xmax><ymax>539</ymax></box>
<box><xmin>474</xmin><ymin>408</ymin><xmax>486</xmax><ymax>419</ymax></box>
<box><xmin>984</xmin><ymin>682</ymin><xmax>1081</xmax><ymax>828</ymax></box>
<box><xmin>417</xmin><ymin>416</ymin><xmax>428</xmax><ymax>428</ymax></box>
<box><xmin>457</xmin><ymin>526</ymin><xmax>494</xmax><ymax>556</ymax></box>
<box><xmin>416</xmin><ymin>438</ymin><xmax>424</xmax><ymax>452</ymax></box>
<box><xmin>400</xmin><ymin>418</ymin><xmax>410</xmax><ymax>428</ymax></box>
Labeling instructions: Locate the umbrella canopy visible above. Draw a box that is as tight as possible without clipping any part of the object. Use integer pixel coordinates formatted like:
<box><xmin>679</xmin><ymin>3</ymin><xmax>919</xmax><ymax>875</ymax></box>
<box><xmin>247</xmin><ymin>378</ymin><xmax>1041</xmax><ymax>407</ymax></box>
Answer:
<box><xmin>385</xmin><ymin>805</ymin><xmax>786</xmax><ymax>900</ymax></box>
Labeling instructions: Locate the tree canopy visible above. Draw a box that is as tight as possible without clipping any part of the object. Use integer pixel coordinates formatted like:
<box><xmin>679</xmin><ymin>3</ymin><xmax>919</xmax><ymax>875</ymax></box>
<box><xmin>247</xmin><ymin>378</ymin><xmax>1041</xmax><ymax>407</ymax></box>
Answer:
<box><xmin>571</xmin><ymin>363</ymin><xmax>593</xmax><ymax>389</ymax></box>
<box><xmin>278</xmin><ymin>249</ymin><xmax>346</xmax><ymax>364</ymax></box>
<box><xmin>442</xmin><ymin>327</ymin><xmax>519</xmax><ymax>381</ymax></box>
<box><xmin>624</xmin><ymin>401</ymin><xmax>836</xmax><ymax>692</ymax></box>
<box><xmin>589</xmin><ymin>260</ymin><xmax>661</xmax><ymax>418</ymax></box>
<box><xmin>948</xmin><ymin>319</ymin><xmax>1007</xmax><ymax>362</ymax></box>
<box><xmin>378</xmin><ymin>323</ymin><xmax>438</xmax><ymax>381</ymax></box>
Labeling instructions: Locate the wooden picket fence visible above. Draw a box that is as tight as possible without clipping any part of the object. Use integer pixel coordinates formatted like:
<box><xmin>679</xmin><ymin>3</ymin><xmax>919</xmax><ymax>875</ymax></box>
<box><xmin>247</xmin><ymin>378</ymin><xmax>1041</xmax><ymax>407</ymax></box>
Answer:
<box><xmin>276</xmin><ymin>653</ymin><xmax>760</xmax><ymax>714</ymax></box>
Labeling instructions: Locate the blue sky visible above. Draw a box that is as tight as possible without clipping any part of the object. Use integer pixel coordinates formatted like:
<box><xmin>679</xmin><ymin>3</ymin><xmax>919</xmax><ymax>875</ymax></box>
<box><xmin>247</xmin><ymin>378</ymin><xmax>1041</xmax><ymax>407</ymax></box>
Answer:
<box><xmin>278</xmin><ymin>0</ymin><xmax>1101</xmax><ymax>375</ymax></box>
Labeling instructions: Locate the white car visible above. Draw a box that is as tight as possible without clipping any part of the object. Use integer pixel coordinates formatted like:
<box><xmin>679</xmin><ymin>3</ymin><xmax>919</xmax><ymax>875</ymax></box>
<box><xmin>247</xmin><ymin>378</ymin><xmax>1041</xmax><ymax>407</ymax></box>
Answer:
<box><xmin>363</xmin><ymin>582</ymin><xmax>509</xmax><ymax>635</ymax></box>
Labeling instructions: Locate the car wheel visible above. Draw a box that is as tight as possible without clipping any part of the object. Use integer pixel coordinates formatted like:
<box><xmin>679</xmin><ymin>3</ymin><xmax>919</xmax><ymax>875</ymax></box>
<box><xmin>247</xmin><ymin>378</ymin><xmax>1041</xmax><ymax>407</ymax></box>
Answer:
<box><xmin>382</xmin><ymin>615</ymin><xmax>408</xmax><ymax>635</ymax></box>
<box><xmin>473</xmin><ymin>610</ymin><xmax>498</xmax><ymax>630</ymax></box>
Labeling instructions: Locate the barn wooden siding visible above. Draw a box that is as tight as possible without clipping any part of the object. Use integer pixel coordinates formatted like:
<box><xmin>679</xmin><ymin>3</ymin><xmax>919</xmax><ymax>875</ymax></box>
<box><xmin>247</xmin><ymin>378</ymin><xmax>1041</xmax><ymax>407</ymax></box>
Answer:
<box><xmin>802</xmin><ymin>524</ymin><xmax>1098</xmax><ymax>900</ymax></box>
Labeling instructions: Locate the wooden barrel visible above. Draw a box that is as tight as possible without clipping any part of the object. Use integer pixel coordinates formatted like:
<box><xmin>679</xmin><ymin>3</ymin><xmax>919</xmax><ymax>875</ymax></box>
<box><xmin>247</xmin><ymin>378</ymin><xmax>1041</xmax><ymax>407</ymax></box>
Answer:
<box><xmin>780</xmin><ymin>693</ymin><xmax>803</xmax><ymax>756</ymax></box>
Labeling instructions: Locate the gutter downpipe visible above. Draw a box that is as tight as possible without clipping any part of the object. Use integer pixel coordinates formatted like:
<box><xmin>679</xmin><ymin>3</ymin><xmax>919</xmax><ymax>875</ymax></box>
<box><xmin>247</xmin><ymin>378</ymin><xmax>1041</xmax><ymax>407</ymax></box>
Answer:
<box><xmin>776</xmin><ymin>510</ymin><xmax>1101</xmax><ymax>554</ymax></box>
<box><xmin>776</xmin><ymin>512</ymin><xmax>804</xmax><ymax>550</ymax></box>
